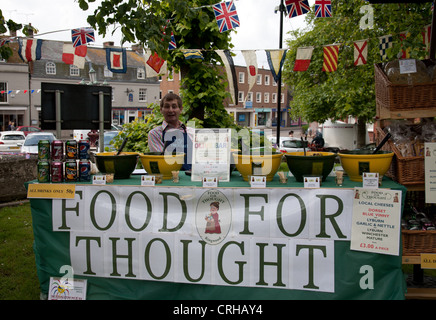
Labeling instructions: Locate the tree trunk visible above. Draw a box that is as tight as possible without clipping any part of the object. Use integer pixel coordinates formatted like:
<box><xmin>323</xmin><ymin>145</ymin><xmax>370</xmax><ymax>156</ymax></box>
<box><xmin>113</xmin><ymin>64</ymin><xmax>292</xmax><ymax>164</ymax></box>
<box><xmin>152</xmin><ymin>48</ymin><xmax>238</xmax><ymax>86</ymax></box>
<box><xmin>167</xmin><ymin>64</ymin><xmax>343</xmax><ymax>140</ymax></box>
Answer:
<box><xmin>356</xmin><ymin>118</ymin><xmax>367</xmax><ymax>149</ymax></box>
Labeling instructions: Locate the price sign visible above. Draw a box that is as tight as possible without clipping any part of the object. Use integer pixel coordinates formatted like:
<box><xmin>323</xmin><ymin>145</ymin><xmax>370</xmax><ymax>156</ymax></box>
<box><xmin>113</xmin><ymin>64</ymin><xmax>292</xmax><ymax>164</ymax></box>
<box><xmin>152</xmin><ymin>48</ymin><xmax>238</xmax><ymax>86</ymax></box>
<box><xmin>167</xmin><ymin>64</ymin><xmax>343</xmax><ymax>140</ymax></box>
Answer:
<box><xmin>27</xmin><ymin>184</ymin><xmax>76</xmax><ymax>199</ymax></box>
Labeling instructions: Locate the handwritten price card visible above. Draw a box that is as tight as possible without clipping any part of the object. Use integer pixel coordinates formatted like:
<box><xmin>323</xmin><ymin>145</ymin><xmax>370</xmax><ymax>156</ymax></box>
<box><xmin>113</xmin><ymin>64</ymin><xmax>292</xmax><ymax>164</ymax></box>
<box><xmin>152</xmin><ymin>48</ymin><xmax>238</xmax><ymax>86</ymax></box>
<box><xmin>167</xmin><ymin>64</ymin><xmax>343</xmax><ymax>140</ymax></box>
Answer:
<box><xmin>350</xmin><ymin>188</ymin><xmax>402</xmax><ymax>256</ymax></box>
<box><xmin>27</xmin><ymin>184</ymin><xmax>76</xmax><ymax>199</ymax></box>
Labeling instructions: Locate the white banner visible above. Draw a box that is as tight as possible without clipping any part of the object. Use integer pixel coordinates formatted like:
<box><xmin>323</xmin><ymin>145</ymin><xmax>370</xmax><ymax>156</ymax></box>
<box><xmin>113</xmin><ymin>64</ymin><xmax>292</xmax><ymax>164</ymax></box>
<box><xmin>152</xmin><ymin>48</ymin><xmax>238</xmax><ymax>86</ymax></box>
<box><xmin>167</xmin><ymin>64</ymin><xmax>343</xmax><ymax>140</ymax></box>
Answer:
<box><xmin>52</xmin><ymin>185</ymin><xmax>356</xmax><ymax>293</ymax></box>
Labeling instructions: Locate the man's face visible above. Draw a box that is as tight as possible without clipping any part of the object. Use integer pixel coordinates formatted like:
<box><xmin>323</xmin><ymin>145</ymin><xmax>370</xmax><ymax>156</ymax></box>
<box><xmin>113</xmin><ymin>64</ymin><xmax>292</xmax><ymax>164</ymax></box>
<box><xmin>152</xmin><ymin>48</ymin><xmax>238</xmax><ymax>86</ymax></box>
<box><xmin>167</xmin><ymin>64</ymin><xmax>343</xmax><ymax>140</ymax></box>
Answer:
<box><xmin>161</xmin><ymin>98</ymin><xmax>182</xmax><ymax>126</ymax></box>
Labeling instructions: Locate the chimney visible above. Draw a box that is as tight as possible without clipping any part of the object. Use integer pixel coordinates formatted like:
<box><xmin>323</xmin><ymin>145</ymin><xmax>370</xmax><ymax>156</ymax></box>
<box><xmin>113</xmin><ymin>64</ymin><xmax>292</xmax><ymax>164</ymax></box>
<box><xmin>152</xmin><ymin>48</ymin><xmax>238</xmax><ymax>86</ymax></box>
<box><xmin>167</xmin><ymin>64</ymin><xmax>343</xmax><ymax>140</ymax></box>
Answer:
<box><xmin>131</xmin><ymin>44</ymin><xmax>143</xmax><ymax>54</ymax></box>
<box><xmin>26</xmin><ymin>23</ymin><xmax>34</xmax><ymax>38</ymax></box>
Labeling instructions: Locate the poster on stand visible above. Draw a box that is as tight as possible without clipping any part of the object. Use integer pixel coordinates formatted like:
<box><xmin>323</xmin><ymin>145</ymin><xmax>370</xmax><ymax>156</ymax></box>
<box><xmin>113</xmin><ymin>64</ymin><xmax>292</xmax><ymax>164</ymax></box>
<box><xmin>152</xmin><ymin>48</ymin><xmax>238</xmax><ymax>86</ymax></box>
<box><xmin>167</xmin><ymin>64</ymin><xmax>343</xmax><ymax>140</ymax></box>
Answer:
<box><xmin>425</xmin><ymin>142</ymin><xmax>436</xmax><ymax>203</ymax></box>
<box><xmin>350</xmin><ymin>188</ymin><xmax>402</xmax><ymax>256</ymax></box>
<box><xmin>191</xmin><ymin>128</ymin><xmax>231</xmax><ymax>182</ymax></box>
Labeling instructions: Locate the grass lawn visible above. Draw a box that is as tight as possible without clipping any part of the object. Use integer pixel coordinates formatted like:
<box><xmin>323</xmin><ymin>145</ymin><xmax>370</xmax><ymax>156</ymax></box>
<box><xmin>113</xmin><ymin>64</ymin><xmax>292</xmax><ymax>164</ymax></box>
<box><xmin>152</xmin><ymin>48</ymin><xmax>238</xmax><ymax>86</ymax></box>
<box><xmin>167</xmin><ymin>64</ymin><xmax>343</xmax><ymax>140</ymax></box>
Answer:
<box><xmin>0</xmin><ymin>202</ymin><xmax>40</xmax><ymax>300</ymax></box>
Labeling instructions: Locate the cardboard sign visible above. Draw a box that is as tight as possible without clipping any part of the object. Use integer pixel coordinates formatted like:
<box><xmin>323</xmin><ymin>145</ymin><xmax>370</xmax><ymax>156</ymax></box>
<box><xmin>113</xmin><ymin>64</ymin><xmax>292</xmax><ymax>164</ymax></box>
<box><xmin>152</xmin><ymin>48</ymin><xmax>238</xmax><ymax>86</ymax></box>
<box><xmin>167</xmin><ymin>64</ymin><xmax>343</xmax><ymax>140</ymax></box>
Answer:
<box><xmin>27</xmin><ymin>183</ymin><xmax>75</xmax><ymax>199</ymax></box>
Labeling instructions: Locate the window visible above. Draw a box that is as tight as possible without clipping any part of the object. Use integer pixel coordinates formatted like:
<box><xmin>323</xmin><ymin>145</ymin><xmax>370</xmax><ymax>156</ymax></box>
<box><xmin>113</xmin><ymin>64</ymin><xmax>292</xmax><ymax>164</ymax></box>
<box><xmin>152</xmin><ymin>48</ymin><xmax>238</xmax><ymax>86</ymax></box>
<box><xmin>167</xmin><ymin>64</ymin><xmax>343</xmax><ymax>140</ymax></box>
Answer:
<box><xmin>264</xmin><ymin>92</ymin><xmax>269</xmax><ymax>103</ymax></box>
<box><xmin>256</xmin><ymin>75</ymin><xmax>262</xmax><ymax>85</ymax></box>
<box><xmin>238</xmin><ymin>91</ymin><xmax>244</xmax><ymax>102</ymax></box>
<box><xmin>69</xmin><ymin>65</ymin><xmax>80</xmax><ymax>76</ymax></box>
<box><xmin>46</xmin><ymin>62</ymin><xmax>56</xmax><ymax>75</ymax></box>
<box><xmin>273</xmin><ymin>79</ymin><xmax>277</xmax><ymax>86</ymax></box>
<box><xmin>256</xmin><ymin>92</ymin><xmax>262</xmax><ymax>103</ymax></box>
<box><xmin>0</xmin><ymin>82</ymin><xmax>7</xmax><ymax>103</ymax></box>
<box><xmin>265</xmin><ymin>75</ymin><xmax>270</xmax><ymax>85</ymax></box>
<box><xmin>247</xmin><ymin>92</ymin><xmax>253</xmax><ymax>102</ymax></box>
<box><xmin>139</xmin><ymin>88</ymin><xmax>147</xmax><ymax>102</ymax></box>
<box><xmin>272</xmin><ymin>93</ymin><xmax>277</xmax><ymax>103</ymax></box>
<box><xmin>238</xmin><ymin>72</ymin><xmax>245</xmax><ymax>83</ymax></box>
<box><xmin>137</xmin><ymin>67</ymin><xmax>145</xmax><ymax>79</ymax></box>
<box><xmin>104</xmin><ymin>65</ymin><xmax>113</xmax><ymax>78</ymax></box>
<box><xmin>281</xmin><ymin>93</ymin><xmax>285</xmax><ymax>104</ymax></box>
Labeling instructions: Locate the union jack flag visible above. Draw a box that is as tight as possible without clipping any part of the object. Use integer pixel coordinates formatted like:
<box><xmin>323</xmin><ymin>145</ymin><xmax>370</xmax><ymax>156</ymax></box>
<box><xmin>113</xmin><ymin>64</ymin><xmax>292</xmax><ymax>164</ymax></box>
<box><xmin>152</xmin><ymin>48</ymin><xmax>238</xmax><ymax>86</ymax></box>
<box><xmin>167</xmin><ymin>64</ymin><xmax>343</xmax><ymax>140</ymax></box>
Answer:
<box><xmin>213</xmin><ymin>1</ymin><xmax>240</xmax><ymax>33</ymax></box>
<box><xmin>315</xmin><ymin>0</ymin><xmax>332</xmax><ymax>18</ymax></box>
<box><xmin>168</xmin><ymin>32</ymin><xmax>177</xmax><ymax>50</ymax></box>
<box><xmin>71</xmin><ymin>27</ymin><xmax>95</xmax><ymax>47</ymax></box>
<box><xmin>285</xmin><ymin>0</ymin><xmax>310</xmax><ymax>18</ymax></box>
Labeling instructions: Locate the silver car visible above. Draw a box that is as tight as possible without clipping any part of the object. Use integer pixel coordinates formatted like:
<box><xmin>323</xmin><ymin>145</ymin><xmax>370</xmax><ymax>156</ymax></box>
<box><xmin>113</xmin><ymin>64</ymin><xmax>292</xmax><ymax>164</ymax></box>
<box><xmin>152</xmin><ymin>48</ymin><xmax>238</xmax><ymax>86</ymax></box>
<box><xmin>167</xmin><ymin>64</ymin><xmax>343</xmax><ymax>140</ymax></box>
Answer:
<box><xmin>0</xmin><ymin>131</ymin><xmax>26</xmax><ymax>152</ymax></box>
<box><xmin>20</xmin><ymin>132</ymin><xmax>56</xmax><ymax>154</ymax></box>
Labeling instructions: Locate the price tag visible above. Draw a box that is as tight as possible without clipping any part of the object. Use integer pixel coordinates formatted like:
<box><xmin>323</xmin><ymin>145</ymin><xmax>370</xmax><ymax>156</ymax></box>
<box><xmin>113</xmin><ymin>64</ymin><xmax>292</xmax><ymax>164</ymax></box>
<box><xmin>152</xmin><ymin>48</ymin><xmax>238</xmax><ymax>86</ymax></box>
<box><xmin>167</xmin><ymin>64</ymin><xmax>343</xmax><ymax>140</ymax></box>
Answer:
<box><xmin>250</xmin><ymin>176</ymin><xmax>266</xmax><ymax>188</ymax></box>
<box><xmin>202</xmin><ymin>177</ymin><xmax>218</xmax><ymax>187</ymax></box>
<box><xmin>304</xmin><ymin>176</ymin><xmax>321</xmax><ymax>188</ymax></box>
<box><xmin>27</xmin><ymin>184</ymin><xmax>76</xmax><ymax>199</ymax></box>
<box><xmin>362</xmin><ymin>172</ymin><xmax>379</xmax><ymax>189</ymax></box>
<box><xmin>421</xmin><ymin>254</ymin><xmax>436</xmax><ymax>269</ymax></box>
<box><xmin>399</xmin><ymin>59</ymin><xmax>417</xmax><ymax>74</ymax></box>
<box><xmin>92</xmin><ymin>175</ymin><xmax>106</xmax><ymax>185</ymax></box>
<box><xmin>141</xmin><ymin>175</ymin><xmax>156</xmax><ymax>186</ymax></box>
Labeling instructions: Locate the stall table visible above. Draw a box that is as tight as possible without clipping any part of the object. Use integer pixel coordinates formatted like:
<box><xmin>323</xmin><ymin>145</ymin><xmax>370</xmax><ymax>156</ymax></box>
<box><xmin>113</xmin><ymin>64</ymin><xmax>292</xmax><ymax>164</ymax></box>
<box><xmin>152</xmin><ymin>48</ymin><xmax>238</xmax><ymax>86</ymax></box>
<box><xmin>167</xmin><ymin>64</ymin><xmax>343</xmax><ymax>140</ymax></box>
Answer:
<box><xmin>27</xmin><ymin>171</ymin><xmax>408</xmax><ymax>300</ymax></box>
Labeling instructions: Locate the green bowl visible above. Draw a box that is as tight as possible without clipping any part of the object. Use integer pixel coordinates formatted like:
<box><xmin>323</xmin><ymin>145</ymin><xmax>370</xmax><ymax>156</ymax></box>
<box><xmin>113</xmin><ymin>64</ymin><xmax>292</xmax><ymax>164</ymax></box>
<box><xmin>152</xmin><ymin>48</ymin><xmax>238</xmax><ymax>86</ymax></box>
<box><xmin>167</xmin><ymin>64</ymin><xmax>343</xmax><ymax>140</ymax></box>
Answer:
<box><xmin>285</xmin><ymin>151</ymin><xmax>337</xmax><ymax>182</ymax></box>
<box><xmin>94</xmin><ymin>152</ymin><xmax>139</xmax><ymax>179</ymax></box>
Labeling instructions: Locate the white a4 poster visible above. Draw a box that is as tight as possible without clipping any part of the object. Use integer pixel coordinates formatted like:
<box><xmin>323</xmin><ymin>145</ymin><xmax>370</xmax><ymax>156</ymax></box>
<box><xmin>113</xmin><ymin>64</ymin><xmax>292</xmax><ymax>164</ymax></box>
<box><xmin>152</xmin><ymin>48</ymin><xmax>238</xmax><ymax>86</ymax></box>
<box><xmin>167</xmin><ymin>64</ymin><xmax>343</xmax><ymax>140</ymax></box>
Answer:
<box><xmin>425</xmin><ymin>142</ymin><xmax>436</xmax><ymax>203</ymax></box>
<box><xmin>191</xmin><ymin>128</ymin><xmax>231</xmax><ymax>182</ymax></box>
<box><xmin>350</xmin><ymin>188</ymin><xmax>402</xmax><ymax>256</ymax></box>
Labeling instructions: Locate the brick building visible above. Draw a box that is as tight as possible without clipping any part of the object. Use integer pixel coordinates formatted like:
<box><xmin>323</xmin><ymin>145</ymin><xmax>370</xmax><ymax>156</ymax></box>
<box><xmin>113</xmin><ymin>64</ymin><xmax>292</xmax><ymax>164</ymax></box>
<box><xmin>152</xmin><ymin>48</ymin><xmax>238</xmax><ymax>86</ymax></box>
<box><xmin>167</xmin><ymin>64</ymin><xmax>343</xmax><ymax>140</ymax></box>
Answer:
<box><xmin>159</xmin><ymin>65</ymin><xmax>300</xmax><ymax>128</ymax></box>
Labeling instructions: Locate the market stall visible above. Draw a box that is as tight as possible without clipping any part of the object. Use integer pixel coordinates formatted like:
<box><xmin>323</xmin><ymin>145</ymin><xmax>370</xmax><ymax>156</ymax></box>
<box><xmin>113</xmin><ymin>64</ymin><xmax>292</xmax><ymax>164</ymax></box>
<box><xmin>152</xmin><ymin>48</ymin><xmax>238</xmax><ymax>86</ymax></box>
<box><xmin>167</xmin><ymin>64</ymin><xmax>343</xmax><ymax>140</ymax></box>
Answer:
<box><xmin>27</xmin><ymin>170</ymin><xmax>407</xmax><ymax>300</ymax></box>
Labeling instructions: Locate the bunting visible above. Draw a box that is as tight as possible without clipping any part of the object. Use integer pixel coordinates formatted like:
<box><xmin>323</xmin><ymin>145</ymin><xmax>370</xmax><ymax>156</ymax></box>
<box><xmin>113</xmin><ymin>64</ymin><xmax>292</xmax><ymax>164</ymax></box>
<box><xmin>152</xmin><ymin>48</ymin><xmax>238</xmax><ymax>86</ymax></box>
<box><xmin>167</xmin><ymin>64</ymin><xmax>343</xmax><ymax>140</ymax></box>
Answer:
<box><xmin>217</xmin><ymin>49</ymin><xmax>238</xmax><ymax>105</ymax></box>
<box><xmin>293</xmin><ymin>47</ymin><xmax>314</xmax><ymax>71</ymax></box>
<box><xmin>182</xmin><ymin>49</ymin><xmax>204</xmax><ymax>60</ymax></box>
<box><xmin>379</xmin><ymin>34</ymin><xmax>393</xmax><ymax>61</ymax></box>
<box><xmin>213</xmin><ymin>1</ymin><xmax>240</xmax><ymax>33</ymax></box>
<box><xmin>322</xmin><ymin>45</ymin><xmax>339</xmax><ymax>72</ymax></box>
<box><xmin>71</xmin><ymin>28</ymin><xmax>95</xmax><ymax>47</ymax></box>
<box><xmin>266</xmin><ymin>49</ymin><xmax>287</xmax><ymax>82</ymax></box>
<box><xmin>106</xmin><ymin>47</ymin><xmax>127</xmax><ymax>73</ymax></box>
<box><xmin>315</xmin><ymin>0</ymin><xmax>332</xmax><ymax>18</ymax></box>
<box><xmin>145</xmin><ymin>51</ymin><xmax>167</xmax><ymax>77</ymax></box>
<box><xmin>285</xmin><ymin>0</ymin><xmax>310</xmax><ymax>18</ymax></box>
<box><xmin>242</xmin><ymin>50</ymin><xmax>258</xmax><ymax>97</ymax></box>
<box><xmin>354</xmin><ymin>40</ymin><xmax>368</xmax><ymax>66</ymax></box>
<box><xmin>399</xmin><ymin>31</ymin><xmax>411</xmax><ymax>59</ymax></box>
<box><xmin>18</xmin><ymin>38</ymin><xmax>42</xmax><ymax>63</ymax></box>
<box><xmin>62</xmin><ymin>43</ymin><xmax>87</xmax><ymax>69</ymax></box>
<box><xmin>423</xmin><ymin>24</ymin><xmax>432</xmax><ymax>58</ymax></box>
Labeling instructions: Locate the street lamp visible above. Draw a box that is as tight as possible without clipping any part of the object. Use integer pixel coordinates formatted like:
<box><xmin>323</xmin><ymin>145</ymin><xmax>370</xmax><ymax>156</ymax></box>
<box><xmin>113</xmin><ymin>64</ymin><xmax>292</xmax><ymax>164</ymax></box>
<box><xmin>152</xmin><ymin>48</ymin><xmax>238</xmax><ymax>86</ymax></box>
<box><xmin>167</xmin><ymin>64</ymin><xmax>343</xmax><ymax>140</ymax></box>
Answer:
<box><xmin>275</xmin><ymin>0</ymin><xmax>285</xmax><ymax>145</ymax></box>
<box><xmin>89</xmin><ymin>67</ymin><xmax>97</xmax><ymax>84</ymax></box>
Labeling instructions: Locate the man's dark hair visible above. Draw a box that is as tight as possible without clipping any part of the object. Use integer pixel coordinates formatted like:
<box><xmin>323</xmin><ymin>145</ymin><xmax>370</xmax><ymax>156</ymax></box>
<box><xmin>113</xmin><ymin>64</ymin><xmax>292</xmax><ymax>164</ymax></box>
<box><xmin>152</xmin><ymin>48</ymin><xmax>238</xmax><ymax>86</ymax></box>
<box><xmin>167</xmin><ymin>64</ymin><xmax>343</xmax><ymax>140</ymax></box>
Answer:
<box><xmin>161</xmin><ymin>93</ymin><xmax>183</xmax><ymax>109</ymax></box>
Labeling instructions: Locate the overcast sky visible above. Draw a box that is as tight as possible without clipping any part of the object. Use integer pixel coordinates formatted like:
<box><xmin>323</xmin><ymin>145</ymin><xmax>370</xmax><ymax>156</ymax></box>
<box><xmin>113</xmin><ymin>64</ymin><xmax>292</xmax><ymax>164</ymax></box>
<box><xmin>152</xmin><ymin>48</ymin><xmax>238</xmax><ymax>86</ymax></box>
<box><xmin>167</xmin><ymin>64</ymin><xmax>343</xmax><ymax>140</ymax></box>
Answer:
<box><xmin>2</xmin><ymin>0</ymin><xmax>313</xmax><ymax>67</ymax></box>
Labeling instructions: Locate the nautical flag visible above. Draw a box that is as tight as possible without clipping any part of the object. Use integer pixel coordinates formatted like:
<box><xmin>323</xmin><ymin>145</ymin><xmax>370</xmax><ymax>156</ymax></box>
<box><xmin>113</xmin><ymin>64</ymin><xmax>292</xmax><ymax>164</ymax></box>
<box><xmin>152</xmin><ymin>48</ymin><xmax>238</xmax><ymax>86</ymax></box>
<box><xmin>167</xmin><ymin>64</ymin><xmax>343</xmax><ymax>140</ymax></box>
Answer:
<box><xmin>71</xmin><ymin>28</ymin><xmax>95</xmax><ymax>47</ymax></box>
<box><xmin>145</xmin><ymin>51</ymin><xmax>167</xmax><ymax>76</ymax></box>
<box><xmin>314</xmin><ymin>0</ymin><xmax>332</xmax><ymax>18</ymax></box>
<box><xmin>285</xmin><ymin>0</ymin><xmax>310</xmax><ymax>18</ymax></box>
<box><xmin>266</xmin><ymin>49</ymin><xmax>287</xmax><ymax>82</ymax></box>
<box><xmin>354</xmin><ymin>40</ymin><xmax>368</xmax><ymax>66</ymax></box>
<box><xmin>106</xmin><ymin>47</ymin><xmax>127</xmax><ymax>73</ymax></box>
<box><xmin>379</xmin><ymin>35</ymin><xmax>392</xmax><ymax>61</ymax></box>
<box><xmin>181</xmin><ymin>49</ymin><xmax>204</xmax><ymax>60</ymax></box>
<box><xmin>213</xmin><ymin>1</ymin><xmax>240</xmax><ymax>33</ymax></box>
<box><xmin>62</xmin><ymin>43</ymin><xmax>87</xmax><ymax>69</ymax></box>
<box><xmin>217</xmin><ymin>50</ymin><xmax>238</xmax><ymax>105</ymax></box>
<box><xmin>18</xmin><ymin>38</ymin><xmax>42</xmax><ymax>63</ymax></box>
<box><xmin>399</xmin><ymin>31</ymin><xmax>411</xmax><ymax>59</ymax></box>
<box><xmin>293</xmin><ymin>46</ymin><xmax>314</xmax><ymax>72</ymax></box>
<box><xmin>423</xmin><ymin>25</ymin><xmax>432</xmax><ymax>58</ymax></box>
<box><xmin>322</xmin><ymin>45</ymin><xmax>339</xmax><ymax>72</ymax></box>
<box><xmin>242</xmin><ymin>50</ymin><xmax>257</xmax><ymax>96</ymax></box>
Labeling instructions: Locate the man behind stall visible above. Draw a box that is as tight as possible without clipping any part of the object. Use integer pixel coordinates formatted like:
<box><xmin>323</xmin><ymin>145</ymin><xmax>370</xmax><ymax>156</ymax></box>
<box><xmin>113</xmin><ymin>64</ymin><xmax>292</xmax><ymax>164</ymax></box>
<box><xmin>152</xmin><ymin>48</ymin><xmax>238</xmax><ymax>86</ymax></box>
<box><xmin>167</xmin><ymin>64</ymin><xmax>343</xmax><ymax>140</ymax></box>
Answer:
<box><xmin>148</xmin><ymin>93</ymin><xmax>192</xmax><ymax>170</ymax></box>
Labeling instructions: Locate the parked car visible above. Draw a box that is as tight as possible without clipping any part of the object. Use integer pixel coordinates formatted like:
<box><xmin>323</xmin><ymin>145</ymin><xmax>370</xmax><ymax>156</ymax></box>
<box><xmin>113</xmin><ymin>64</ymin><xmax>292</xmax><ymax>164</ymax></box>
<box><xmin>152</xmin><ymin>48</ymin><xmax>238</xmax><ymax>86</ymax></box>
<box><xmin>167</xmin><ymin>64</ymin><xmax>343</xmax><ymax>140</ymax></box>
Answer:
<box><xmin>15</xmin><ymin>126</ymin><xmax>42</xmax><ymax>136</ymax></box>
<box><xmin>275</xmin><ymin>137</ymin><xmax>307</xmax><ymax>154</ymax></box>
<box><xmin>96</xmin><ymin>130</ymin><xmax>119</xmax><ymax>152</ymax></box>
<box><xmin>20</xmin><ymin>132</ymin><xmax>56</xmax><ymax>154</ymax></box>
<box><xmin>0</xmin><ymin>131</ymin><xmax>26</xmax><ymax>152</ymax></box>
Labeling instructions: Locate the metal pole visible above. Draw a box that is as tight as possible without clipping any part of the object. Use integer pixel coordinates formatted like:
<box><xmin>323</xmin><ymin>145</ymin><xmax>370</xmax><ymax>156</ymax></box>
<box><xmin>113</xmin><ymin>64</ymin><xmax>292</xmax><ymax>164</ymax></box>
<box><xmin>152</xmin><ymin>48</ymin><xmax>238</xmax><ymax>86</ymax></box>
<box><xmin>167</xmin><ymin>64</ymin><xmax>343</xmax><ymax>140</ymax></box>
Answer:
<box><xmin>99</xmin><ymin>91</ymin><xmax>104</xmax><ymax>153</ymax></box>
<box><xmin>276</xmin><ymin>0</ymin><xmax>284</xmax><ymax>145</ymax></box>
<box><xmin>55</xmin><ymin>90</ymin><xmax>61</xmax><ymax>139</ymax></box>
<box><xmin>430</xmin><ymin>2</ymin><xmax>436</xmax><ymax>60</ymax></box>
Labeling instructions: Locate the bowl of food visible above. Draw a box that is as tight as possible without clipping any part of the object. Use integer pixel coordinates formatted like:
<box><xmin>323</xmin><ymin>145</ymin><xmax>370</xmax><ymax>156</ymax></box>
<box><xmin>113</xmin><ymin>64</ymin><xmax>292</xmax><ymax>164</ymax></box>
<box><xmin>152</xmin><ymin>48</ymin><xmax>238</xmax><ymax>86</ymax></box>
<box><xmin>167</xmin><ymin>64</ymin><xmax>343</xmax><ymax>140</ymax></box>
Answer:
<box><xmin>139</xmin><ymin>152</ymin><xmax>185</xmax><ymax>179</ymax></box>
<box><xmin>94</xmin><ymin>152</ymin><xmax>139</xmax><ymax>179</ymax></box>
<box><xmin>284</xmin><ymin>151</ymin><xmax>337</xmax><ymax>182</ymax></box>
<box><xmin>338</xmin><ymin>150</ymin><xmax>394</xmax><ymax>182</ymax></box>
<box><xmin>232</xmin><ymin>152</ymin><xmax>283</xmax><ymax>182</ymax></box>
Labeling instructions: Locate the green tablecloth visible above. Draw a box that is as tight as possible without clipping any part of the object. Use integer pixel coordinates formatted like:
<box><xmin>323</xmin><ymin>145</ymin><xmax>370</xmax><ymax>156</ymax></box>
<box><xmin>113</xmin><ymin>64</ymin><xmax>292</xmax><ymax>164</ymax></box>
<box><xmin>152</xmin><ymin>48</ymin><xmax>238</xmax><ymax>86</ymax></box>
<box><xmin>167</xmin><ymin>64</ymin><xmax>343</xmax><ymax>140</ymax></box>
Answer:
<box><xmin>27</xmin><ymin>172</ymin><xmax>407</xmax><ymax>300</ymax></box>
